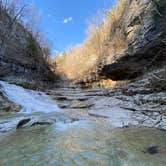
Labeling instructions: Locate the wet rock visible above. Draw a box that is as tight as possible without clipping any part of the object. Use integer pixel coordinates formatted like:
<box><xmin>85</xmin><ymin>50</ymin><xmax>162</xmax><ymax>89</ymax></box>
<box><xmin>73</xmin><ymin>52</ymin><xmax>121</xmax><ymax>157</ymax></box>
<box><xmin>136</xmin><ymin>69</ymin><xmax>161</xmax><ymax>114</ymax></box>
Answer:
<box><xmin>146</xmin><ymin>146</ymin><xmax>159</xmax><ymax>155</ymax></box>
<box><xmin>16</xmin><ymin>118</ymin><xmax>31</xmax><ymax>129</ymax></box>
<box><xmin>31</xmin><ymin>121</ymin><xmax>53</xmax><ymax>127</ymax></box>
<box><xmin>58</xmin><ymin>103</ymin><xmax>70</xmax><ymax>109</ymax></box>
<box><xmin>16</xmin><ymin>118</ymin><xmax>54</xmax><ymax>129</ymax></box>
<box><xmin>55</xmin><ymin>96</ymin><xmax>68</xmax><ymax>101</ymax></box>
<box><xmin>88</xmin><ymin>112</ymin><xmax>109</xmax><ymax>119</ymax></box>
<box><xmin>75</xmin><ymin>97</ymin><xmax>89</xmax><ymax>102</ymax></box>
<box><xmin>0</xmin><ymin>91</ymin><xmax>21</xmax><ymax>113</ymax></box>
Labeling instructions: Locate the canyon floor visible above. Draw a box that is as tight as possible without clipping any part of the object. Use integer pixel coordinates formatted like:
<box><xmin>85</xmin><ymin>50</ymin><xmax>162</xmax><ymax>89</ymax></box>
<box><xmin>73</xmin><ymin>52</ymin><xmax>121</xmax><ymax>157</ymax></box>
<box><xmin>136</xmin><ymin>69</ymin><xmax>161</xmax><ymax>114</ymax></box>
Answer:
<box><xmin>0</xmin><ymin>75</ymin><xmax>166</xmax><ymax>165</ymax></box>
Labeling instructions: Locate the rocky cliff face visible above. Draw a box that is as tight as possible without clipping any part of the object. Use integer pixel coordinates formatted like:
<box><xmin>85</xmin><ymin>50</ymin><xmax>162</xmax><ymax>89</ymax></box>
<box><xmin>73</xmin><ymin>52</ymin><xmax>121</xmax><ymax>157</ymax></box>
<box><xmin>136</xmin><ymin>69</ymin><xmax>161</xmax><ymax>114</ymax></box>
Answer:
<box><xmin>0</xmin><ymin>8</ymin><xmax>56</xmax><ymax>88</ymax></box>
<box><xmin>100</xmin><ymin>0</ymin><xmax>166</xmax><ymax>81</ymax></box>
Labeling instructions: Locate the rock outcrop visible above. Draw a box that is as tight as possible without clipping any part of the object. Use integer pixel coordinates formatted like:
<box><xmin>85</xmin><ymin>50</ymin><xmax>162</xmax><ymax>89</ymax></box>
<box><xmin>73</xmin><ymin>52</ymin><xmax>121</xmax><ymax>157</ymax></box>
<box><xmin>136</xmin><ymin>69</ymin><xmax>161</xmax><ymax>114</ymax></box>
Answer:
<box><xmin>0</xmin><ymin>91</ymin><xmax>21</xmax><ymax>114</ymax></box>
<box><xmin>0</xmin><ymin>7</ymin><xmax>57</xmax><ymax>88</ymax></box>
<box><xmin>100</xmin><ymin>0</ymin><xmax>166</xmax><ymax>81</ymax></box>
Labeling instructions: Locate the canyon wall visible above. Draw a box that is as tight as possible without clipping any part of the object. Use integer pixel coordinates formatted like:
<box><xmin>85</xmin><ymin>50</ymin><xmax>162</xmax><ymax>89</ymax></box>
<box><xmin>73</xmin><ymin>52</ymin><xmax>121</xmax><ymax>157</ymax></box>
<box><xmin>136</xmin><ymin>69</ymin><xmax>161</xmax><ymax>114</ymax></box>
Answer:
<box><xmin>0</xmin><ymin>7</ymin><xmax>56</xmax><ymax>88</ymax></box>
<box><xmin>100</xmin><ymin>0</ymin><xmax>166</xmax><ymax>81</ymax></box>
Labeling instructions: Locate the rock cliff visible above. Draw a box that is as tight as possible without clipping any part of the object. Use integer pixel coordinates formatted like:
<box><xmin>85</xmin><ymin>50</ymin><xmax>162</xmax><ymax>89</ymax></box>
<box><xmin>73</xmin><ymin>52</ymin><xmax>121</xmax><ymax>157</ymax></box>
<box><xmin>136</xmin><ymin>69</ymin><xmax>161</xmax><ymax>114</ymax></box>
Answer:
<box><xmin>0</xmin><ymin>7</ymin><xmax>56</xmax><ymax>88</ymax></box>
<box><xmin>100</xmin><ymin>0</ymin><xmax>166</xmax><ymax>81</ymax></box>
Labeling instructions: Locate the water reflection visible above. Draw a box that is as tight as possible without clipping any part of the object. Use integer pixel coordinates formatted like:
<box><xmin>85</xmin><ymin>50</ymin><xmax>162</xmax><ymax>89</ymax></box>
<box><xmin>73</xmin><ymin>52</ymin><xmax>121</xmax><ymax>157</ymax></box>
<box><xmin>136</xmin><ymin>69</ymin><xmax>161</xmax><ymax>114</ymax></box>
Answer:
<box><xmin>0</xmin><ymin>121</ymin><xmax>166</xmax><ymax>166</ymax></box>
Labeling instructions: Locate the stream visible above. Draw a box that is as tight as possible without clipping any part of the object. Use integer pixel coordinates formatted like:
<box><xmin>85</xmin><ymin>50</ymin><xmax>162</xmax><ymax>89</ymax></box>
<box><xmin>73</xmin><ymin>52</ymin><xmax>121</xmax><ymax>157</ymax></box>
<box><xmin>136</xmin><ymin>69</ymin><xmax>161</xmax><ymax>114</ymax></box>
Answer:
<box><xmin>0</xmin><ymin>81</ymin><xmax>166</xmax><ymax>166</ymax></box>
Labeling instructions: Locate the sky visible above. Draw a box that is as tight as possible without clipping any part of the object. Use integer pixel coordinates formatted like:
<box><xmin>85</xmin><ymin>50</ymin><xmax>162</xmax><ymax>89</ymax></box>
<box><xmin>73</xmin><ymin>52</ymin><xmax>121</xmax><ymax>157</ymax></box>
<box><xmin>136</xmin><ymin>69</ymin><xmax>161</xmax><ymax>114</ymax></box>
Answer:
<box><xmin>28</xmin><ymin>0</ymin><xmax>117</xmax><ymax>54</ymax></box>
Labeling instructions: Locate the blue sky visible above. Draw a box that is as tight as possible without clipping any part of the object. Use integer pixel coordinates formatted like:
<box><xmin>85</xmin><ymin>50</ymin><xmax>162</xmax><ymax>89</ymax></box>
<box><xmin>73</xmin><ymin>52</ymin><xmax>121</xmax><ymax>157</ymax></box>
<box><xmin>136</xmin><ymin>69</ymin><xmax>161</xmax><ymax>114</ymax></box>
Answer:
<box><xmin>28</xmin><ymin>0</ymin><xmax>117</xmax><ymax>54</ymax></box>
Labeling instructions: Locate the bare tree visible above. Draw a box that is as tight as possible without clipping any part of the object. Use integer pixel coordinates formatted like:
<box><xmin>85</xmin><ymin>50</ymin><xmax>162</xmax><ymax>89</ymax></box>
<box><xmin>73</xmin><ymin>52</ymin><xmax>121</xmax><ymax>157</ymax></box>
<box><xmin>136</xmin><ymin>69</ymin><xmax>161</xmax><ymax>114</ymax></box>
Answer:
<box><xmin>0</xmin><ymin>0</ymin><xmax>52</xmax><ymax>60</ymax></box>
<box><xmin>23</xmin><ymin>4</ymin><xmax>52</xmax><ymax>58</ymax></box>
<box><xmin>0</xmin><ymin>0</ymin><xmax>27</xmax><ymax>57</ymax></box>
<box><xmin>24</xmin><ymin>5</ymin><xmax>42</xmax><ymax>39</ymax></box>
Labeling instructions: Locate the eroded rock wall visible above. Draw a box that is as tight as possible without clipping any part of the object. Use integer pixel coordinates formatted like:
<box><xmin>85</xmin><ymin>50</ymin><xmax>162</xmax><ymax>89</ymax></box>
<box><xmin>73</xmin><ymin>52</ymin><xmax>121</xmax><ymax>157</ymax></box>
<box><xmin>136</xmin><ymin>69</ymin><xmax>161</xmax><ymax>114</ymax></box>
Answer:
<box><xmin>101</xmin><ymin>0</ymin><xmax>166</xmax><ymax>81</ymax></box>
<box><xmin>0</xmin><ymin>8</ymin><xmax>56</xmax><ymax>88</ymax></box>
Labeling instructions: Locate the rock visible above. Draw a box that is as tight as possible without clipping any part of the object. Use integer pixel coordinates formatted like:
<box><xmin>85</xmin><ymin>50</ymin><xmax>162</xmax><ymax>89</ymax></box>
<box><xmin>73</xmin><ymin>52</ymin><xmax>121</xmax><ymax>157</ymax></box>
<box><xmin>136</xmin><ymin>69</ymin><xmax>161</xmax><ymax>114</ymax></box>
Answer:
<box><xmin>31</xmin><ymin>121</ymin><xmax>53</xmax><ymax>127</ymax></box>
<box><xmin>58</xmin><ymin>103</ymin><xmax>70</xmax><ymax>109</ymax></box>
<box><xmin>146</xmin><ymin>146</ymin><xmax>159</xmax><ymax>155</ymax></box>
<box><xmin>69</xmin><ymin>100</ymin><xmax>94</xmax><ymax>109</ymax></box>
<box><xmin>88</xmin><ymin>112</ymin><xmax>109</xmax><ymax>119</ymax></box>
<box><xmin>100</xmin><ymin>0</ymin><xmax>166</xmax><ymax>80</ymax></box>
<box><xmin>16</xmin><ymin>118</ymin><xmax>31</xmax><ymax>129</ymax></box>
<box><xmin>0</xmin><ymin>91</ymin><xmax>21</xmax><ymax>113</ymax></box>
<box><xmin>16</xmin><ymin>118</ymin><xmax>54</xmax><ymax>129</ymax></box>
<box><xmin>55</xmin><ymin>96</ymin><xmax>68</xmax><ymax>101</ymax></box>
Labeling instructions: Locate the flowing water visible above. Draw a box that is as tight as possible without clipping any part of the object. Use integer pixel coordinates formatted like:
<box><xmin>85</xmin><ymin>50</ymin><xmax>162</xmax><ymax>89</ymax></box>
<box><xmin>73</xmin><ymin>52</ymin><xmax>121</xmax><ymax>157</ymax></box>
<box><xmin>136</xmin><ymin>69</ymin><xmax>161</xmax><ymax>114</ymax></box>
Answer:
<box><xmin>0</xmin><ymin>81</ymin><xmax>166</xmax><ymax>166</ymax></box>
<box><xmin>0</xmin><ymin>81</ymin><xmax>61</xmax><ymax>114</ymax></box>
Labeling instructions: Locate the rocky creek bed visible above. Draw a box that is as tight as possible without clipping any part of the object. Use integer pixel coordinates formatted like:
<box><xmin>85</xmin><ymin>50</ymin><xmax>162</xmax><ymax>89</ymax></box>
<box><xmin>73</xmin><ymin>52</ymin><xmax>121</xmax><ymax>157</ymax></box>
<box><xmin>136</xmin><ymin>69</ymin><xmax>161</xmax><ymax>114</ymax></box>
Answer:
<box><xmin>0</xmin><ymin>80</ymin><xmax>166</xmax><ymax>165</ymax></box>
<box><xmin>47</xmin><ymin>87</ymin><xmax>166</xmax><ymax>130</ymax></box>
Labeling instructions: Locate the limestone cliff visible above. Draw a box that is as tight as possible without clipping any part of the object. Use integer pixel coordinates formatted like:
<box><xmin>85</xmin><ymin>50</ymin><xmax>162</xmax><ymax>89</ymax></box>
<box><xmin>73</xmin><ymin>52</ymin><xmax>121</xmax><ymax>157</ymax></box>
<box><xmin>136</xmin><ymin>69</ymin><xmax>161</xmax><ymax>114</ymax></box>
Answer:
<box><xmin>100</xmin><ymin>0</ymin><xmax>166</xmax><ymax>81</ymax></box>
<box><xmin>0</xmin><ymin>7</ymin><xmax>56</xmax><ymax>88</ymax></box>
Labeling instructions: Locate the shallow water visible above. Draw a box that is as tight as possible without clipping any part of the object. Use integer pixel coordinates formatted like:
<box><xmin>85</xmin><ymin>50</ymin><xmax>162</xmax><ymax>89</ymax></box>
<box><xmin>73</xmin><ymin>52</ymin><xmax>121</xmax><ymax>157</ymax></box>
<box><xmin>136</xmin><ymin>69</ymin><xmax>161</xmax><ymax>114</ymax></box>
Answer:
<box><xmin>0</xmin><ymin>121</ymin><xmax>166</xmax><ymax>166</ymax></box>
<box><xmin>0</xmin><ymin>81</ymin><xmax>166</xmax><ymax>165</ymax></box>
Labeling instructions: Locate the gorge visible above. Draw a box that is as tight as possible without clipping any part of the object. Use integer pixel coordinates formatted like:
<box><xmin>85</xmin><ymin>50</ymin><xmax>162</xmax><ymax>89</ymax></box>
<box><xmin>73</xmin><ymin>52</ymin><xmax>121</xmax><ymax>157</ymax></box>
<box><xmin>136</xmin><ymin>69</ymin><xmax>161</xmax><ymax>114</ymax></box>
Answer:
<box><xmin>0</xmin><ymin>0</ymin><xmax>166</xmax><ymax>165</ymax></box>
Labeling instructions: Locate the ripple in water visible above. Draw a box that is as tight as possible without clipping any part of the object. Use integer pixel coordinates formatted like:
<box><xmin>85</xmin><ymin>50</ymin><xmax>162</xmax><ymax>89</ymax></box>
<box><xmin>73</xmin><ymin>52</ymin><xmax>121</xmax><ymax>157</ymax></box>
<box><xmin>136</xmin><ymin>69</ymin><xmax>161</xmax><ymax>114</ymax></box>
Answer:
<box><xmin>0</xmin><ymin>121</ymin><xmax>166</xmax><ymax>166</ymax></box>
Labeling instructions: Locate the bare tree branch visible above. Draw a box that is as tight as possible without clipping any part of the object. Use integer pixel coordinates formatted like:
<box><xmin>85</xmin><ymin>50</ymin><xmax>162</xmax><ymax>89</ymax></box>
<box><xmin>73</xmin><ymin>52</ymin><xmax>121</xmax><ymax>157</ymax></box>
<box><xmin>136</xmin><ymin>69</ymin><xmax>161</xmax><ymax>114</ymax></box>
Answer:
<box><xmin>0</xmin><ymin>2</ymin><xmax>27</xmax><ymax>57</ymax></box>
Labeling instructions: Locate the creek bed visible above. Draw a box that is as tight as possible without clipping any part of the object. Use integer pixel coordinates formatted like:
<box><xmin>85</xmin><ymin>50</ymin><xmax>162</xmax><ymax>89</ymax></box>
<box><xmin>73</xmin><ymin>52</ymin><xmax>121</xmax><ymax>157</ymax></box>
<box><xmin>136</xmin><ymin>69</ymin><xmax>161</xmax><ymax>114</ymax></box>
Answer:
<box><xmin>0</xmin><ymin>81</ymin><xmax>166</xmax><ymax>165</ymax></box>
